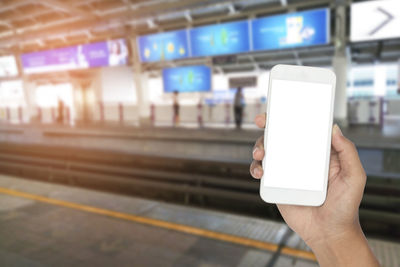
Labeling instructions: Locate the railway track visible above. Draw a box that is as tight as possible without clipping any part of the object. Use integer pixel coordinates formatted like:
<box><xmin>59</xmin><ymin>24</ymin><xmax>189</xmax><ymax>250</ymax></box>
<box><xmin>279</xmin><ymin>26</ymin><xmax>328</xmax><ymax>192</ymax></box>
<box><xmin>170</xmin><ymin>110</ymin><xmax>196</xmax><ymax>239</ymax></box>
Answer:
<box><xmin>0</xmin><ymin>142</ymin><xmax>399</xmax><ymax>240</ymax></box>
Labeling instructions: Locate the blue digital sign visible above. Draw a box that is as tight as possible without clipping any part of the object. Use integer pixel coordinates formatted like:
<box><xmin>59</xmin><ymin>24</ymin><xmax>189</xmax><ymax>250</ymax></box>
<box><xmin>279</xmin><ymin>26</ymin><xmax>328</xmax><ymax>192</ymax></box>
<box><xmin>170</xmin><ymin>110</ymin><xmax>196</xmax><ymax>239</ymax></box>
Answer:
<box><xmin>137</xmin><ymin>30</ymin><xmax>189</xmax><ymax>62</ymax></box>
<box><xmin>251</xmin><ymin>8</ymin><xmax>330</xmax><ymax>51</ymax></box>
<box><xmin>190</xmin><ymin>21</ymin><xmax>250</xmax><ymax>57</ymax></box>
<box><xmin>163</xmin><ymin>65</ymin><xmax>211</xmax><ymax>93</ymax></box>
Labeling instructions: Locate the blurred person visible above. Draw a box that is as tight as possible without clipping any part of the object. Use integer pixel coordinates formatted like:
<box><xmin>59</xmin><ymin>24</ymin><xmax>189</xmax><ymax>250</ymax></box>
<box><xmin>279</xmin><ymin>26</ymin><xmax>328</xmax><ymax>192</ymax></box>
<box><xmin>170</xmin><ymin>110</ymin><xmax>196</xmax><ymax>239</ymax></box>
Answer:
<box><xmin>234</xmin><ymin>87</ymin><xmax>244</xmax><ymax>129</ymax></box>
<box><xmin>197</xmin><ymin>96</ymin><xmax>204</xmax><ymax>128</ymax></box>
<box><xmin>108</xmin><ymin>40</ymin><xmax>127</xmax><ymax>66</ymax></box>
<box><xmin>250</xmin><ymin>113</ymin><xmax>380</xmax><ymax>267</ymax></box>
<box><xmin>173</xmin><ymin>90</ymin><xmax>180</xmax><ymax>126</ymax></box>
<box><xmin>57</xmin><ymin>98</ymin><xmax>64</xmax><ymax>124</ymax></box>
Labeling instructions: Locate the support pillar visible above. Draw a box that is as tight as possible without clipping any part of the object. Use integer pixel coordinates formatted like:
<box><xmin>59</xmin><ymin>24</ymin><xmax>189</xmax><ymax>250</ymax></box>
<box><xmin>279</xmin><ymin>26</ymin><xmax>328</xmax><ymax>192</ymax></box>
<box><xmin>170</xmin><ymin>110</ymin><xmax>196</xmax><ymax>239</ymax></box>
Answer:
<box><xmin>332</xmin><ymin>1</ymin><xmax>350</xmax><ymax>127</ymax></box>
<box><xmin>130</xmin><ymin>37</ymin><xmax>151</xmax><ymax>126</ymax></box>
<box><xmin>22</xmin><ymin>78</ymin><xmax>37</xmax><ymax>123</ymax></box>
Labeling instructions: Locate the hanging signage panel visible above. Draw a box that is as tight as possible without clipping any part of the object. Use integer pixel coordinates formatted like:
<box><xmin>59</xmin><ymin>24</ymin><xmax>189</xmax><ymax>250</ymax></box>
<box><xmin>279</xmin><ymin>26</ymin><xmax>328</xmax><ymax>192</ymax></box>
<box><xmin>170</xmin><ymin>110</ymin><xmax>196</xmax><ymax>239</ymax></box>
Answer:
<box><xmin>351</xmin><ymin>0</ymin><xmax>400</xmax><ymax>42</ymax></box>
<box><xmin>21</xmin><ymin>39</ymin><xmax>128</xmax><ymax>74</ymax></box>
<box><xmin>0</xmin><ymin>56</ymin><xmax>19</xmax><ymax>77</ymax></box>
<box><xmin>190</xmin><ymin>20</ymin><xmax>250</xmax><ymax>57</ymax></box>
<box><xmin>252</xmin><ymin>8</ymin><xmax>330</xmax><ymax>51</ymax></box>
<box><xmin>163</xmin><ymin>65</ymin><xmax>211</xmax><ymax>93</ymax></box>
<box><xmin>229</xmin><ymin>76</ymin><xmax>257</xmax><ymax>88</ymax></box>
<box><xmin>137</xmin><ymin>30</ymin><xmax>189</xmax><ymax>62</ymax></box>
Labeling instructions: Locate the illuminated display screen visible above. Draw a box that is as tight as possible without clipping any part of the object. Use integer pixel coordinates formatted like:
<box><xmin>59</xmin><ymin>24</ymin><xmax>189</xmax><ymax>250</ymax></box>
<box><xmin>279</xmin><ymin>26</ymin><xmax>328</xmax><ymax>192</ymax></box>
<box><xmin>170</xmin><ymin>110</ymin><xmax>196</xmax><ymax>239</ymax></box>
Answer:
<box><xmin>21</xmin><ymin>39</ymin><xmax>128</xmax><ymax>74</ymax></box>
<box><xmin>137</xmin><ymin>8</ymin><xmax>331</xmax><ymax>62</ymax></box>
<box><xmin>351</xmin><ymin>0</ymin><xmax>400</xmax><ymax>42</ymax></box>
<box><xmin>162</xmin><ymin>65</ymin><xmax>211</xmax><ymax>93</ymax></box>
<box><xmin>252</xmin><ymin>8</ymin><xmax>330</xmax><ymax>51</ymax></box>
<box><xmin>0</xmin><ymin>56</ymin><xmax>19</xmax><ymax>77</ymax></box>
<box><xmin>137</xmin><ymin>30</ymin><xmax>189</xmax><ymax>62</ymax></box>
<box><xmin>189</xmin><ymin>20</ymin><xmax>250</xmax><ymax>57</ymax></box>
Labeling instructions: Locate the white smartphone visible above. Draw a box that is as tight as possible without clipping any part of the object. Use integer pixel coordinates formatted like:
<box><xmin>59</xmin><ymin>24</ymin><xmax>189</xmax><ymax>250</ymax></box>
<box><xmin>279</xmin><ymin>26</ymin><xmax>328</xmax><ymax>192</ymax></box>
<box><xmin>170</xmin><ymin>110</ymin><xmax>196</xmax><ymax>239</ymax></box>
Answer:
<box><xmin>260</xmin><ymin>64</ymin><xmax>336</xmax><ymax>206</ymax></box>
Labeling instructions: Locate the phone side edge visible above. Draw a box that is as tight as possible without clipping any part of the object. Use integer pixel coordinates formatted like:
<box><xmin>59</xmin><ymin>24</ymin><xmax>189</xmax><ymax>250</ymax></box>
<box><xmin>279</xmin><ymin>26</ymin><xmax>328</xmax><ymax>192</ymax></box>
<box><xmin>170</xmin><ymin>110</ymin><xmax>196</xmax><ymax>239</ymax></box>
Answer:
<box><xmin>259</xmin><ymin>64</ymin><xmax>276</xmax><ymax>201</ymax></box>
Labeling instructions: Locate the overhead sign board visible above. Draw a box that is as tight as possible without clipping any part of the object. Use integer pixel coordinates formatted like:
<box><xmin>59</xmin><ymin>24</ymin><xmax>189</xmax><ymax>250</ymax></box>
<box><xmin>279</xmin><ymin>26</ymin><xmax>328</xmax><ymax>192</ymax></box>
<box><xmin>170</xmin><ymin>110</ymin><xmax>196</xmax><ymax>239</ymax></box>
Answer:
<box><xmin>205</xmin><ymin>90</ymin><xmax>235</xmax><ymax>105</ymax></box>
<box><xmin>252</xmin><ymin>8</ymin><xmax>330</xmax><ymax>51</ymax></box>
<box><xmin>21</xmin><ymin>39</ymin><xmax>128</xmax><ymax>74</ymax></box>
<box><xmin>229</xmin><ymin>76</ymin><xmax>257</xmax><ymax>88</ymax></box>
<box><xmin>0</xmin><ymin>80</ymin><xmax>24</xmax><ymax>101</ymax></box>
<box><xmin>190</xmin><ymin>20</ymin><xmax>250</xmax><ymax>57</ymax></box>
<box><xmin>137</xmin><ymin>30</ymin><xmax>189</xmax><ymax>62</ymax></box>
<box><xmin>137</xmin><ymin>8</ymin><xmax>331</xmax><ymax>62</ymax></box>
<box><xmin>0</xmin><ymin>55</ymin><xmax>18</xmax><ymax>77</ymax></box>
<box><xmin>351</xmin><ymin>0</ymin><xmax>400</xmax><ymax>42</ymax></box>
<box><xmin>162</xmin><ymin>65</ymin><xmax>211</xmax><ymax>93</ymax></box>
<box><xmin>212</xmin><ymin>55</ymin><xmax>237</xmax><ymax>65</ymax></box>
<box><xmin>398</xmin><ymin>59</ymin><xmax>400</xmax><ymax>94</ymax></box>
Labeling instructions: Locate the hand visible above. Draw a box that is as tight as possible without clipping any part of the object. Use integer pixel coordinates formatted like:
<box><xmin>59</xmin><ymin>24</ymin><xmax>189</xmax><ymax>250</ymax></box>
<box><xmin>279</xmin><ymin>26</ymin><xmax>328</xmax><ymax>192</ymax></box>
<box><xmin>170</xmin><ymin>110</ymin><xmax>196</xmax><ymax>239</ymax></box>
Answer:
<box><xmin>250</xmin><ymin>113</ymin><xmax>379</xmax><ymax>267</ymax></box>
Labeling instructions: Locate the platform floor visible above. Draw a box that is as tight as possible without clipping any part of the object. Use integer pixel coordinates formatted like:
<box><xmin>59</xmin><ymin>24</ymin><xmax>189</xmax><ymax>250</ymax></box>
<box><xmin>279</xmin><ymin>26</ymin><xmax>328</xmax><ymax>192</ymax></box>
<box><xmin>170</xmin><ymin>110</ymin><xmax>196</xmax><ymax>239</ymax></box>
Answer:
<box><xmin>0</xmin><ymin>175</ymin><xmax>398</xmax><ymax>267</ymax></box>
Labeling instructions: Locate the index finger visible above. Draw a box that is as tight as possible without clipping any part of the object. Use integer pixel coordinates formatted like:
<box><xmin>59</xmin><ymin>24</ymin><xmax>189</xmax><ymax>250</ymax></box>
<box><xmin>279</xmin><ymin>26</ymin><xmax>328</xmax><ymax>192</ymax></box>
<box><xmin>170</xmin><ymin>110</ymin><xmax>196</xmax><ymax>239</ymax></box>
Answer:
<box><xmin>254</xmin><ymin>113</ymin><xmax>266</xmax><ymax>129</ymax></box>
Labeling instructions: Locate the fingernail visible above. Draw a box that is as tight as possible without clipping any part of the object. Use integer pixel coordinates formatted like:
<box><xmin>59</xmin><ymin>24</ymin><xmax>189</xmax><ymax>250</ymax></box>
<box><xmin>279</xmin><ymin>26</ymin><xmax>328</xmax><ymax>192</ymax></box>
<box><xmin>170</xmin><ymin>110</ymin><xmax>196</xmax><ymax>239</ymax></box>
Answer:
<box><xmin>333</xmin><ymin>124</ymin><xmax>342</xmax><ymax>136</ymax></box>
<box><xmin>253</xmin><ymin>147</ymin><xmax>259</xmax><ymax>157</ymax></box>
<box><xmin>255</xmin><ymin>167</ymin><xmax>262</xmax><ymax>177</ymax></box>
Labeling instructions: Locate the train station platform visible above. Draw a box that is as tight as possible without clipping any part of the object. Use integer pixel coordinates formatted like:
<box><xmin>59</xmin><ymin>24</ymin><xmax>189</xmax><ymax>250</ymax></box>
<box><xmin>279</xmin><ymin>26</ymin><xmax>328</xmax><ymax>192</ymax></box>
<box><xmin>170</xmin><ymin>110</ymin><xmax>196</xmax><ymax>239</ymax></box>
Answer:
<box><xmin>0</xmin><ymin>174</ymin><xmax>399</xmax><ymax>267</ymax></box>
<box><xmin>1</xmin><ymin>122</ymin><xmax>400</xmax><ymax>176</ymax></box>
<box><xmin>1</xmin><ymin>119</ymin><xmax>400</xmax><ymax>149</ymax></box>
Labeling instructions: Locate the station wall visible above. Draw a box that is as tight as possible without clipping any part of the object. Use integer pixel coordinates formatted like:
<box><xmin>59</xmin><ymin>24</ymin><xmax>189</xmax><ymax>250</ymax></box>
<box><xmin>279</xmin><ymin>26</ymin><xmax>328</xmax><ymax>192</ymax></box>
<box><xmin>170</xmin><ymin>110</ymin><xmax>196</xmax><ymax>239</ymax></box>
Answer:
<box><xmin>100</xmin><ymin>66</ymin><xmax>137</xmax><ymax>104</ymax></box>
<box><xmin>90</xmin><ymin>66</ymin><xmax>140</xmax><ymax>123</ymax></box>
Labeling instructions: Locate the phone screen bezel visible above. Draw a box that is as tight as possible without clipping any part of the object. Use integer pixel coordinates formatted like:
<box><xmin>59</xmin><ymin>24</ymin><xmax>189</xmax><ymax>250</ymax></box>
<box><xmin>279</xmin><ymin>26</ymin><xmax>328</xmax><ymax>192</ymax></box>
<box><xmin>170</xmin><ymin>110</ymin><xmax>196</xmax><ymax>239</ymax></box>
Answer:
<box><xmin>259</xmin><ymin>64</ymin><xmax>336</xmax><ymax>206</ymax></box>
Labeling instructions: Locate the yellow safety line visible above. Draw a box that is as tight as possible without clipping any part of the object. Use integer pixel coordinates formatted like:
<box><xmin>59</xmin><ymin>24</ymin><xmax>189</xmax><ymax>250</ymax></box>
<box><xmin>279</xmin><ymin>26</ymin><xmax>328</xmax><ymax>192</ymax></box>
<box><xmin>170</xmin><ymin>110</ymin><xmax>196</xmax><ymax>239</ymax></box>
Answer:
<box><xmin>0</xmin><ymin>186</ymin><xmax>316</xmax><ymax>261</ymax></box>
<box><xmin>281</xmin><ymin>247</ymin><xmax>317</xmax><ymax>261</ymax></box>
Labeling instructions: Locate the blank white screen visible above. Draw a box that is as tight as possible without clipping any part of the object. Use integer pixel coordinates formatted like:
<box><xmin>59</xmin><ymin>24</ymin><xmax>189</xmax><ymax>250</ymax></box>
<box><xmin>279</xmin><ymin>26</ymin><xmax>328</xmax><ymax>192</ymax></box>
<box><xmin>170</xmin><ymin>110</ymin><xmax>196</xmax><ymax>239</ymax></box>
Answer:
<box><xmin>263</xmin><ymin>79</ymin><xmax>332</xmax><ymax>191</ymax></box>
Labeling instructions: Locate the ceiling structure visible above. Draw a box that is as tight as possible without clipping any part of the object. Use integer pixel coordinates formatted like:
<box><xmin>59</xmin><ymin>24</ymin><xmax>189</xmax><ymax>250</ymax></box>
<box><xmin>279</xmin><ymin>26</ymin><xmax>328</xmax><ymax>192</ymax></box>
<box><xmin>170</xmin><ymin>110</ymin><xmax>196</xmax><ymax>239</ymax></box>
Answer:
<box><xmin>0</xmin><ymin>0</ymin><xmax>399</xmax><ymax>74</ymax></box>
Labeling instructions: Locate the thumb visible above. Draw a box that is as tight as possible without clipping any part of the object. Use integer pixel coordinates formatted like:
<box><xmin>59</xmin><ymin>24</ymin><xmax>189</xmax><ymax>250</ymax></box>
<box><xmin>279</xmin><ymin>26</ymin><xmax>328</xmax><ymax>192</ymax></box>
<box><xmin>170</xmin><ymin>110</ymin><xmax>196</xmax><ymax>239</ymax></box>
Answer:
<box><xmin>331</xmin><ymin>124</ymin><xmax>366</xmax><ymax>181</ymax></box>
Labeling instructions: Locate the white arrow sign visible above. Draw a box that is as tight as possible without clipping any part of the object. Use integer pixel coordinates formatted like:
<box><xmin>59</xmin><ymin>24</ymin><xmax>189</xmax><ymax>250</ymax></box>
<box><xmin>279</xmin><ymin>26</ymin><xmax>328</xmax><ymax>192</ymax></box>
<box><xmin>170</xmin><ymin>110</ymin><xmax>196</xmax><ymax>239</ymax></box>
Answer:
<box><xmin>398</xmin><ymin>59</ymin><xmax>400</xmax><ymax>94</ymax></box>
<box><xmin>351</xmin><ymin>0</ymin><xmax>400</xmax><ymax>42</ymax></box>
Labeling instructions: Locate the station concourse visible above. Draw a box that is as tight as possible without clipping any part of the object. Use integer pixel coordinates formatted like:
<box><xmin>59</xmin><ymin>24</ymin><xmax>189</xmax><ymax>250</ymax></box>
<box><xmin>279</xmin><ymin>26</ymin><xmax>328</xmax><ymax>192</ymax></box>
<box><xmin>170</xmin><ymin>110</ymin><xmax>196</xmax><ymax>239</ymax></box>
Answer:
<box><xmin>0</xmin><ymin>0</ymin><xmax>400</xmax><ymax>266</ymax></box>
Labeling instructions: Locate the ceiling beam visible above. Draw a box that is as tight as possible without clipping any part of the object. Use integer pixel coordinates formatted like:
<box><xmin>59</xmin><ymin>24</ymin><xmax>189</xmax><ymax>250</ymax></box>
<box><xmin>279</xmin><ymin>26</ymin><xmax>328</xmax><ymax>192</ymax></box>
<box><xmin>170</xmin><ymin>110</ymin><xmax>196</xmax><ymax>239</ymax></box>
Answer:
<box><xmin>0</xmin><ymin>0</ymin><xmax>335</xmax><ymax>53</ymax></box>
<box><xmin>0</xmin><ymin>0</ymin><xmax>101</xmax><ymax>22</ymax></box>
<box><xmin>146</xmin><ymin>18</ymin><xmax>157</xmax><ymax>29</ymax></box>
<box><xmin>0</xmin><ymin>0</ymin><xmax>31</xmax><ymax>13</ymax></box>
<box><xmin>0</xmin><ymin>0</ymin><xmax>240</xmax><ymax>48</ymax></box>
<box><xmin>158</xmin><ymin>0</ymin><xmax>333</xmax><ymax>31</ymax></box>
<box><xmin>30</xmin><ymin>0</ymin><xmax>97</xmax><ymax>18</ymax></box>
<box><xmin>293</xmin><ymin>51</ymin><xmax>302</xmax><ymax>65</ymax></box>
<box><xmin>184</xmin><ymin>10</ymin><xmax>193</xmax><ymax>22</ymax></box>
<box><xmin>228</xmin><ymin>3</ymin><xmax>237</xmax><ymax>15</ymax></box>
<box><xmin>0</xmin><ymin>21</ymin><xmax>14</xmax><ymax>29</ymax></box>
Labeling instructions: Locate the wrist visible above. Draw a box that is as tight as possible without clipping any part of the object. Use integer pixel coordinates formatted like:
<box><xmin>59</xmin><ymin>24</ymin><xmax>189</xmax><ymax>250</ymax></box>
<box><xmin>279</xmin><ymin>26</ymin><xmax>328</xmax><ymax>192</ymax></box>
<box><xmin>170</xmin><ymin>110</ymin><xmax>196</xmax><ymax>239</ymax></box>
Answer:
<box><xmin>307</xmin><ymin>221</ymin><xmax>362</xmax><ymax>251</ymax></box>
<box><xmin>308</xmin><ymin>223</ymin><xmax>379</xmax><ymax>267</ymax></box>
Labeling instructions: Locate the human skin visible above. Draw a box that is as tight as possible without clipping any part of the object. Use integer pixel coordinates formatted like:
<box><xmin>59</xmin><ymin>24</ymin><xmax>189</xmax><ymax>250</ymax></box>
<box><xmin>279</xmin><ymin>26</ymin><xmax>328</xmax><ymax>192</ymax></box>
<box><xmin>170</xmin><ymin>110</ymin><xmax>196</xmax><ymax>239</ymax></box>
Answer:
<box><xmin>250</xmin><ymin>113</ymin><xmax>380</xmax><ymax>267</ymax></box>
